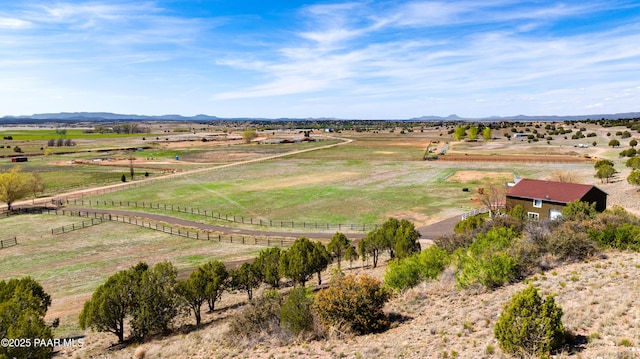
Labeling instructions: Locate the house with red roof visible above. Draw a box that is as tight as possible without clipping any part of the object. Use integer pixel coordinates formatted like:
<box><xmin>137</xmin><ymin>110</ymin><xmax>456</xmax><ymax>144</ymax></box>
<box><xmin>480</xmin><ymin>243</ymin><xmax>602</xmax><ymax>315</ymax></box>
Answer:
<box><xmin>506</xmin><ymin>179</ymin><xmax>607</xmax><ymax>221</ymax></box>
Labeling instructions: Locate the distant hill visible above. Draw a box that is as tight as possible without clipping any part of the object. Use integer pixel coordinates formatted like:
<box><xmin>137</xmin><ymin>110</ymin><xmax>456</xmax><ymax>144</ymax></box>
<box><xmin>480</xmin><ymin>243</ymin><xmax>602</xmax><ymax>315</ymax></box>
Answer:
<box><xmin>409</xmin><ymin>112</ymin><xmax>640</xmax><ymax>122</ymax></box>
<box><xmin>1</xmin><ymin>111</ymin><xmax>639</xmax><ymax>124</ymax></box>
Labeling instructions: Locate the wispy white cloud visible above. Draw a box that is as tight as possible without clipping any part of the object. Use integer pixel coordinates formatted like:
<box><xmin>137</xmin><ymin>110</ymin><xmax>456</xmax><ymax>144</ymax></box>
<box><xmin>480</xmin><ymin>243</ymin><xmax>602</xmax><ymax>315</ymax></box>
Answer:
<box><xmin>210</xmin><ymin>1</ymin><xmax>640</xmax><ymax>117</ymax></box>
<box><xmin>2</xmin><ymin>0</ymin><xmax>640</xmax><ymax>117</ymax></box>
<box><xmin>0</xmin><ymin>17</ymin><xmax>31</xmax><ymax>29</ymax></box>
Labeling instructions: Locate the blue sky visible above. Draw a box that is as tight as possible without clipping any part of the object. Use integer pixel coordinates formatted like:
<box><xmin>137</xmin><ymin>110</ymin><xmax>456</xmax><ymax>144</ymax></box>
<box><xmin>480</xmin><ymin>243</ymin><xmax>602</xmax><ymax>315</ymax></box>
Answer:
<box><xmin>1</xmin><ymin>1</ymin><xmax>639</xmax><ymax>119</ymax></box>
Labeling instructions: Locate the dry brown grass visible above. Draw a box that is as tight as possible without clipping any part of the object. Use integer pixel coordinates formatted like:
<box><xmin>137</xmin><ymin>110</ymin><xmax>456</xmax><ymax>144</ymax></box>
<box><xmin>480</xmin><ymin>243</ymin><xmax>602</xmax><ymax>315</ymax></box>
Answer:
<box><xmin>63</xmin><ymin>250</ymin><xmax>640</xmax><ymax>359</ymax></box>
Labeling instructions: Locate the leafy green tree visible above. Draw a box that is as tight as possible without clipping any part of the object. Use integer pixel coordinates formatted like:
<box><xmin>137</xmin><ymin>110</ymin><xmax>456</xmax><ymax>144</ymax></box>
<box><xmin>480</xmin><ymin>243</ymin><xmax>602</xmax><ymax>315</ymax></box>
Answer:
<box><xmin>384</xmin><ymin>246</ymin><xmax>450</xmax><ymax>292</ymax></box>
<box><xmin>280</xmin><ymin>237</ymin><xmax>317</xmax><ymax>287</ymax></box>
<box><xmin>0</xmin><ymin>277</ymin><xmax>53</xmax><ymax>359</ymax></box>
<box><xmin>79</xmin><ymin>268</ymin><xmax>140</xmax><ymax>342</ymax></box>
<box><xmin>369</xmin><ymin>218</ymin><xmax>420</xmax><ymax>260</ymax></box>
<box><xmin>630</xmin><ymin>139</ymin><xmax>638</xmax><ymax>148</ymax></box>
<box><xmin>392</xmin><ymin>219</ymin><xmax>421</xmax><ymax>259</ymax></box>
<box><xmin>494</xmin><ymin>286</ymin><xmax>564</xmax><ymax>357</ymax></box>
<box><xmin>131</xmin><ymin>261</ymin><xmax>180</xmax><ymax>340</ymax></box>
<box><xmin>508</xmin><ymin>204</ymin><xmax>527</xmax><ymax>223</ymax></box>
<box><xmin>254</xmin><ymin>247</ymin><xmax>282</xmax><ymax>288</ymax></box>
<box><xmin>468</xmin><ymin>125</ymin><xmax>479</xmax><ymax>140</ymax></box>
<box><xmin>359</xmin><ymin>230</ymin><xmax>384</xmax><ymax>268</ymax></box>
<box><xmin>0</xmin><ymin>277</ymin><xmax>51</xmax><ymax>314</ymax></box>
<box><xmin>327</xmin><ymin>232</ymin><xmax>350</xmax><ymax>269</ymax></box>
<box><xmin>608</xmin><ymin>139</ymin><xmax>620</xmax><ymax>147</ymax></box>
<box><xmin>200</xmin><ymin>260</ymin><xmax>228</xmax><ymax>312</ymax></box>
<box><xmin>241</xmin><ymin>129</ymin><xmax>258</xmax><ymax>143</ymax></box>
<box><xmin>561</xmin><ymin>200</ymin><xmax>597</xmax><ymax>221</ymax></box>
<box><xmin>594</xmin><ymin>159</ymin><xmax>614</xmax><ymax>170</ymax></box>
<box><xmin>311</xmin><ymin>241</ymin><xmax>331</xmax><ymax>285</ymax></box>
<box><xmin>626</xmin><ymin>157</ymin><xmax>640</xmax><ymax>170</ymax></box>
<box><xmin>454</xmin><ymin>215</ymin><xmax>485</xmax><ymax>234</ymax></box>
<box><xmin>482</xmin><ymin>127</ymin><xmax>492</xmax><ymax>141</ymax></box>
<box><xmin>229</xmin><ymin>261</ymin><xmax>261</xmax><ymax>301</ymax></box>
<box><xmin>280</xmin><ymin>287</ymin><xmax>314</xmax><ymax>335</ymax></box>
<box><xmin>0</xmin><ymin>166</ymin><xmax>37</xmax><ymax>210</ymax></box>
<box><xmin>176</xmin><ymin>267</ymin><xmax>210</xmax><ymax>326</ymax></box>
<box><xmin>456</xmin><ymin>227</ymin><xmax>520</xmax><ymax>289</ymax></box>
<box><xmin>453</xmin><ymin>126</ymin><xmax>466</xmax><ymax>141</ymax></box>
<box><xmin>595</xmin><ymin>164</ymin><xmax>616</xmax><ymax>183</ymax></box>
<box><xmin>344</xmin><ymin>245</ymin><xmax>359</xmax><ymax>270</ymax></box>
<box><xmin>628</xmin><ymin>170</ymin><xmax>640</xmax><ymax>189</ymax></box>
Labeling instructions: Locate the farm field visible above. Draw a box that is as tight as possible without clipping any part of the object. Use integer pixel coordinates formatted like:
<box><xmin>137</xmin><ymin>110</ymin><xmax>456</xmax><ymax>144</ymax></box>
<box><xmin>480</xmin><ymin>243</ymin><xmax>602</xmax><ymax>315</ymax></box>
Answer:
<box><xmin>73</xmin><ymin>123</ymin><xmax>640</xmax><ymax>226</ymax></box>
<box><xmin>0</xmin><ymin>213</ymin><xmax>264</xmax><ymax>337</ymax></box>
<box><xmin>1</xmin><ymin>120</ymin><xmax>639</xmax><ymax>358</ymax></box>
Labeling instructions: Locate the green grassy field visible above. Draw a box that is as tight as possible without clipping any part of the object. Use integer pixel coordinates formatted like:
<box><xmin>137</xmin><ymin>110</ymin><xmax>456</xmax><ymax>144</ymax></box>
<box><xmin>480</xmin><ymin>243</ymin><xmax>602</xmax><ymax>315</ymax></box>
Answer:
<box><xmin>0</xmin><ymin>214</ymin><xmax>264</xmax><ymax>336</ymax></box>
<box><xmin>0</xmin><ymin>129</ymin><xmax>156</xmax><ymax>140</ymax></box>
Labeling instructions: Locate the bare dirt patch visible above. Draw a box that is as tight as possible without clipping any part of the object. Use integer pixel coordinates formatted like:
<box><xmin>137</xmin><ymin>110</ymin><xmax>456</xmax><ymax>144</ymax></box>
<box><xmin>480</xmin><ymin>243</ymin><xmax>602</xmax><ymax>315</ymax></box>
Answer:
<box><xmin>385</xmin><ymin>208</ymin><xmax>434</xmax><ymax>227</ymax></box>
<box><xmin>445</xmin><ymin>170</ymin><xmax>513</xmax><ymax>183</ymax></box>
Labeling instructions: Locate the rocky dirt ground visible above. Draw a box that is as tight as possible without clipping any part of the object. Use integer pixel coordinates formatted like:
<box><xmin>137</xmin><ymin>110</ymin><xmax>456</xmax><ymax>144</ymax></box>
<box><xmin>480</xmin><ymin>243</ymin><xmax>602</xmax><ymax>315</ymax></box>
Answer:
<box><xmin>60</xmin><ymin>250</ymin><xmax>640</xmax><ymax>359</ymax></box>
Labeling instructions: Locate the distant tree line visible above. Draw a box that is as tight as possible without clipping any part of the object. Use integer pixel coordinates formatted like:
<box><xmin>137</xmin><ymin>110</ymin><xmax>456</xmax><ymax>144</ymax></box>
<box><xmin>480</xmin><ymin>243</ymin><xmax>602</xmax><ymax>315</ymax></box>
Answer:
<box><xmin>88</xmin><ymin>124</ymin><xmax>150</xmax><ymax>134</ymax></box>
<box><xmin>47</xmin><ymin>138</ymin><xmax>75</xmax><ymax>147</ymax></box>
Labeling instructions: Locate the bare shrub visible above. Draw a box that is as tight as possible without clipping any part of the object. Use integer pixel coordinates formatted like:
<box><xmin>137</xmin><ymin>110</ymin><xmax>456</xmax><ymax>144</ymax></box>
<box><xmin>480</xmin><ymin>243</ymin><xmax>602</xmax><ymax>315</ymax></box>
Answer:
<box><xmin>547</xmin><ymin>170</ymin><xmax>578</xmax><ymax>183</ymax></box>
<box><xmin>434</xmin><ymin>232</ymin><xmax>473</xmax><ymax>253</ymax></box>
<box><xmin>226</xmin><ymin>289</ymin><xmax>285</xmax><ymax>347</ymax></box>
<box><xmin>546</xmin><ymin>222</ymin><xmax>598</xmax><ymax>262</ymax></box>
<box><xmin>133</xmin><ymin>347</ymin><xmax>147</xmax><ymax>359</ymax></box>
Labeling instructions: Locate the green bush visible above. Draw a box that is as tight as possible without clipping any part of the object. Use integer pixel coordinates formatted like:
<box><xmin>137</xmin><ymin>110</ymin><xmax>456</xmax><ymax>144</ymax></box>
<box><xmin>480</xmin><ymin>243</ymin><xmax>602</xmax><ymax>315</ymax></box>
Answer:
<box><xmin>313</xmin><ymin>274</ymin><xmax>390</xmax><ymax>335</ymax></box>
<box><xmin>589</xmin><ymin>223</ymin><xmax>640</xmax><ymax>251</ymax></box>
<box><xmin>561</xmin><ymin>200</ymin><xmax>597</xmax><ymax>221</ymax></box>
<box><xmin>280</xmin><ymin>287</ymin><xmax>314</xmax><ymax>335</ymax></box>
<box><xmin>454</xmin><ymin>215</ymin><xmax>485</xmax><ymax>234</ymax></box>
<box><xmin>494</xmin><ymin>286</ymin><xmax>565</xmax><ymax>357</ymax></box>
<box><xmin>385</xmin><ymin>246</ymin><xmax>450</xmax><ymax>291</ymax></box>
<box><xmin>456</xmin><ymin>227</ymin><xmax>520</xmax><ymax>289</ymax></box>
<box><xmin>384</xmin><ymin>256</ymin><xmax>423</xmax><ymax>291</ymax></box>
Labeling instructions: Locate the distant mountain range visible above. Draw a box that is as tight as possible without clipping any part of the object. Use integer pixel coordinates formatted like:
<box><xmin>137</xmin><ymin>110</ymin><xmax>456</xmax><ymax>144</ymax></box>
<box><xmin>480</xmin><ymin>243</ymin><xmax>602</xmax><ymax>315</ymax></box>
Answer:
<box><xmin>1</xmin><ymin>111</ymin><xmax>639</xmax><ymax>123</ymax></box>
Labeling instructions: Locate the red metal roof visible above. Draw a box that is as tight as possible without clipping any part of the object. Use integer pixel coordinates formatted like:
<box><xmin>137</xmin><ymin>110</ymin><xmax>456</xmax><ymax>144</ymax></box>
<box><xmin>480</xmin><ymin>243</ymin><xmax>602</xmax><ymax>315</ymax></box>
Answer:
<box><xmin>507</xmin><ymin>179</ymin><xmax>600</xmax><ymax>203</ymax></box>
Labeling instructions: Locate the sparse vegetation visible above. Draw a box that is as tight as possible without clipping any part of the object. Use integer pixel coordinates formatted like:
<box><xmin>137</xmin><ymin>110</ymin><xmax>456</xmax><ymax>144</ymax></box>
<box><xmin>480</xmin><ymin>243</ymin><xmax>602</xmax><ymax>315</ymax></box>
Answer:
<box><xmin>2</xmin><ymin>120</ymin><xmax>640</xmax><ymax>358</ymax></box>
<box><xmin>314</xmin><ymin>274</ymin><xmax>390</xmax><ymax>335</ymax></box>
<box><xmin>494</xmin><ymin>286</ymin><xmax>565</xmax><ymax>357</ymax></box>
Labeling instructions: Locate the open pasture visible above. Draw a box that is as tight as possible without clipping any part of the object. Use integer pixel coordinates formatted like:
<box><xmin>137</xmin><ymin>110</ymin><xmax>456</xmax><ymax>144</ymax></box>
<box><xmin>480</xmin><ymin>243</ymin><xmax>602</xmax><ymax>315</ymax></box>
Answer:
<box><xmin>0</xmin><ymin>213</ymin><xmax>263</xmax><ymax>336</ymax></box>
<box><xmin>77</xmin><ymin>131</ymin><xmax>601</xmax><ymax>227</ymax></box>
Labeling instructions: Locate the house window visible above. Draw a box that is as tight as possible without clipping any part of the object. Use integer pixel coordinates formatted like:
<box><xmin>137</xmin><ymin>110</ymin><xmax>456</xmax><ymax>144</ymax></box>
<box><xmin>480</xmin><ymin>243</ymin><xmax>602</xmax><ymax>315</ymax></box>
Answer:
<box><xmin>533</xmin><ymin>199</ymin><xmax>542</xmax><ymax>208</ymax></box>
<box><xmin>528</xmin><ymin>212</ymin><xmax>540</xmax><ymax>220</ymax></box>
<box><xmin>549</xmin><ymin>209</ymin><xmax>562</xmax><ymax>220</ymax></box>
